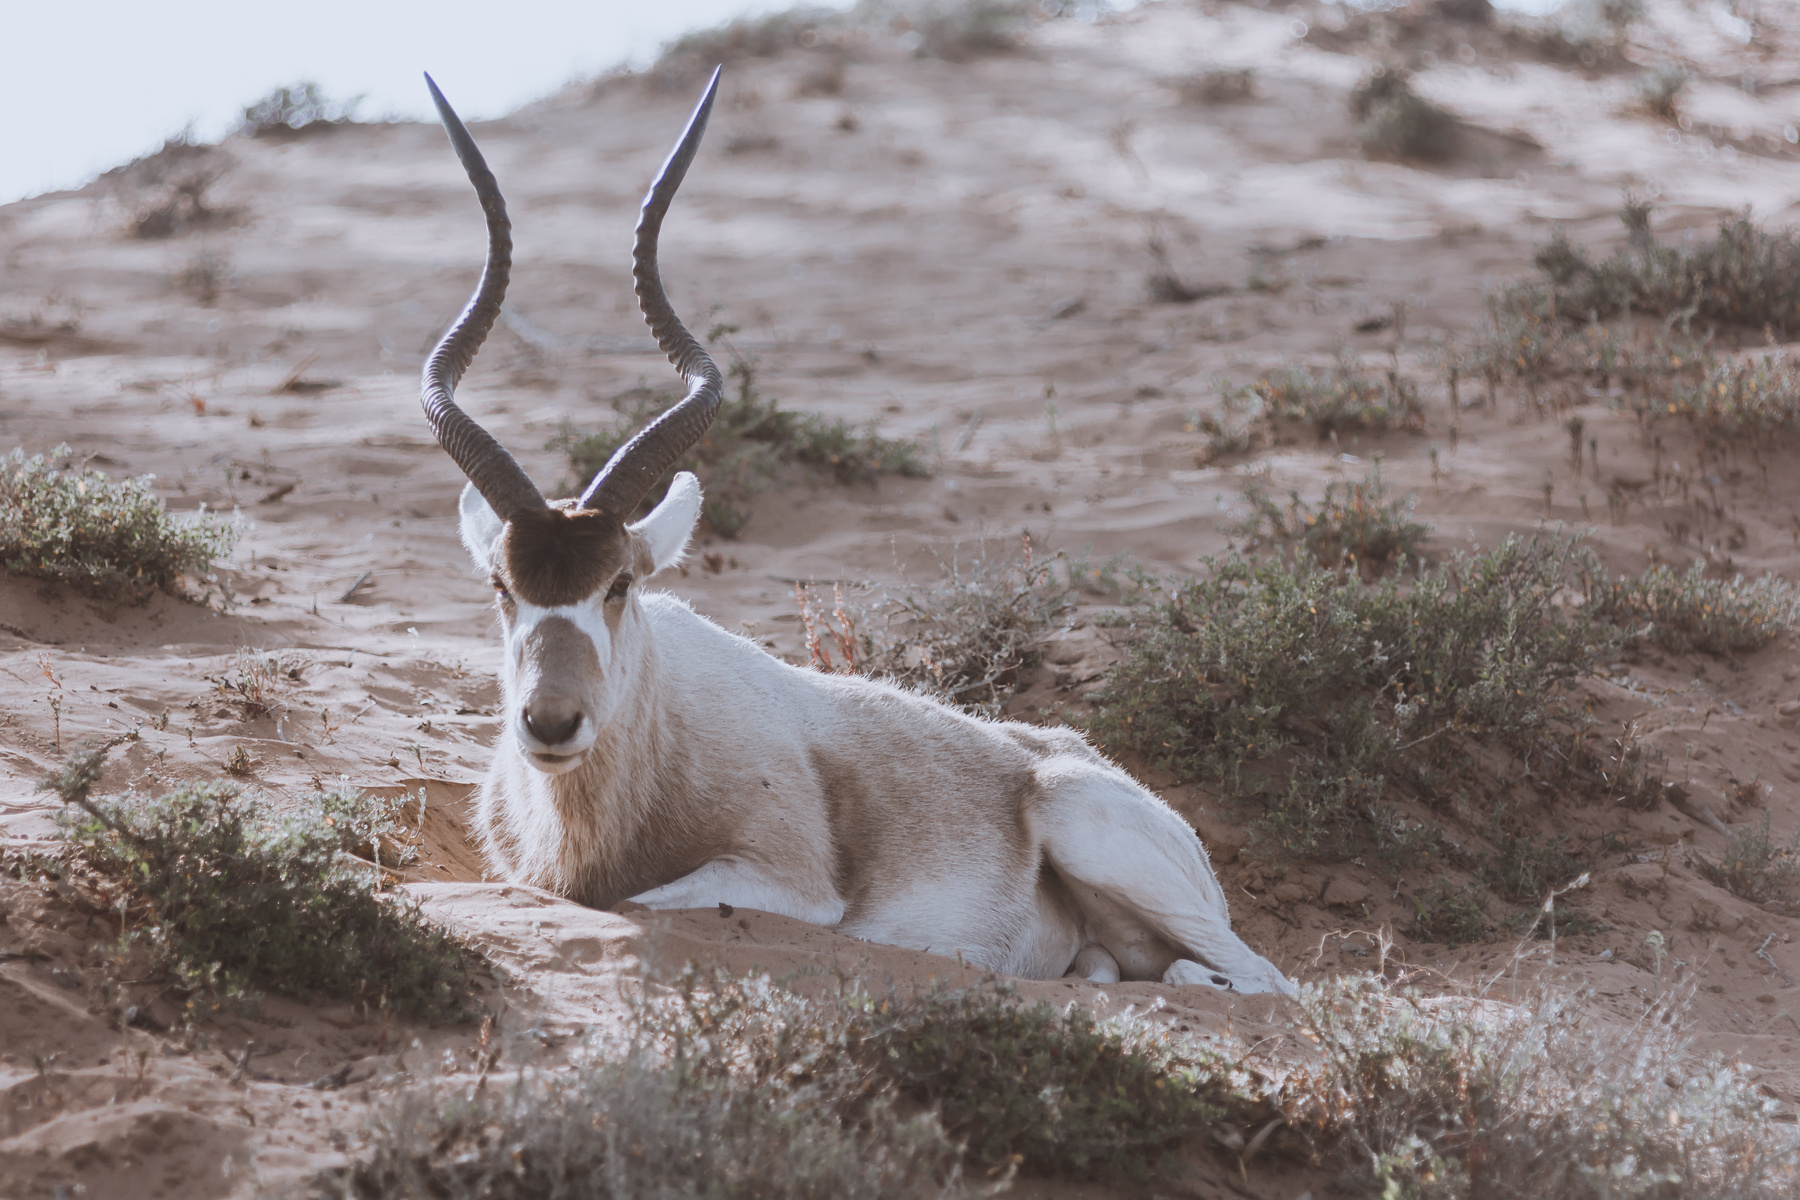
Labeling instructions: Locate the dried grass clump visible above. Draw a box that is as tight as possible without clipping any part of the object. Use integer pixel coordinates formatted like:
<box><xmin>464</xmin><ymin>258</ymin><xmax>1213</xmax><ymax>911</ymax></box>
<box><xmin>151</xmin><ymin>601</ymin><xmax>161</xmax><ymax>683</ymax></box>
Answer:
<box><xmin>800</xmin><ymin>537</ymin><xmax>1078</xmax><ymax>714</ymax></box>
<box><xmin>336</xmin><ymin>971</ymin><xmax>1241</xmax><ymax>1196</ymax></box>
<box><xmin>0</xmin><ymin>444</ymin><xmax>239</xmax><ymax>602</ymax></box>
<box><xmin>1582</xmin><ymin>560</ymin><xmax>1798</xmax><ymax>655</ymax></box>
<box><xmin>1351</xmin><ymin>68</ymin><xmax>1457</xmax><ymax>162</ymax></box>
<box><xmin>35</xmin><ymin>746</ymin><xmax>471</xmax><ymax>1025</ymax></box>
<box><xmin>1703</xmin><ymin>812</ymin><xmax>1800</xmax><ymax>908</ymax></box>
<box><xmin>551</xmin><ymin>360</ymin><xmax>926</xmax><ymax>538</ymax></box>
<box><xmin>1637</xmin><ymin>66</ymin><xmax>1689</xmax><ymax>121</ymax></box>
<box><xmin>1666</xmin><ymin>353</ymin><xmax>1800</xmax><ymax>434</ymax></box>
<box><xmin>1235</xmin><ymin>468</ymin><xmax>1430</xmax><ymax>576</ymax></box>
<box><xmin>239</xmin><ymin>82</ymin><xmax>360</xmax><ymax>137</ymax></box>
<box><xmin>1092</xmin><ymin>537</ymin><xmax>1612</xmax><ymax>860</ymax></box>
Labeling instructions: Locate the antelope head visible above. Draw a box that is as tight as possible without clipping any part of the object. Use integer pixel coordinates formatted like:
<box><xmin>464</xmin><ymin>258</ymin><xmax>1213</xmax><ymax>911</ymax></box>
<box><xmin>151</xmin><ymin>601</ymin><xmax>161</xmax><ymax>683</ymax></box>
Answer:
<box><xmin>421</xmin><ymin>71</ymin><xmax>723</xmax><ymax>774</ymax></box>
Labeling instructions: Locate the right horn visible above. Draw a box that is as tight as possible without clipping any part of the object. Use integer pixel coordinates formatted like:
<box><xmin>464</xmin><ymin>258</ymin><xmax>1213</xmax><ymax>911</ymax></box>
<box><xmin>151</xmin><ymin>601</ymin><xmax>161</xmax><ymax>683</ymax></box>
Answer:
<box><xmin>420</xmin><ymin>73</ymin><xmax>547</xmax><ymax>521</ymax></box>
<box><xmin>580</xmin><ymin>68</ymin><xmax>725</xmax><ymax>519</ymax></box>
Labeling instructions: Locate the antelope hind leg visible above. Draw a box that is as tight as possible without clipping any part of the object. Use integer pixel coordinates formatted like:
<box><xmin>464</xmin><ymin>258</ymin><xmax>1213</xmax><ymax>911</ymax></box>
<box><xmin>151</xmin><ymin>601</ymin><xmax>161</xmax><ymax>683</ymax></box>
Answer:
<box><xmin>1033</xmin><ymin>762</ymin><xmax>1295</xmax><ymax>995</ymax></box>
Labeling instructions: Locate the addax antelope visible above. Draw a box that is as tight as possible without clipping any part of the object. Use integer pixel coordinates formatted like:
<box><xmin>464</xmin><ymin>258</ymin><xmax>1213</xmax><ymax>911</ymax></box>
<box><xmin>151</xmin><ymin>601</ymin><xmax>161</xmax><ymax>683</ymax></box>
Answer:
<box><xmin>420</xmin><ymin>70</ymin><xmax>1293</xmax><ymax>994</ymax></box>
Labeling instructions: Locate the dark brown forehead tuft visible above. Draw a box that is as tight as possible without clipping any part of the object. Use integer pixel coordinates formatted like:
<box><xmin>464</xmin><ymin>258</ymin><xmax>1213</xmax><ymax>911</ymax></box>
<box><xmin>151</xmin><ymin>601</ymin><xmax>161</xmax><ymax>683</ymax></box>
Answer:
<box><xmin>502</xmin><ymin>505</ymin><xmax>627</xmax><ymax>607</ymax></box>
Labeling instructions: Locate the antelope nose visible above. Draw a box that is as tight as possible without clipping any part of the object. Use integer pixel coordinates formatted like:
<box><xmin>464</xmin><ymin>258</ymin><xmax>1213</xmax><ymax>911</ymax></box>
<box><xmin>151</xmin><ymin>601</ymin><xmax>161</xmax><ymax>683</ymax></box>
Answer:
<box><xmin>523</xmin><ymin>698</ymin><xmax>583</xmax><ymax>746</ymax></box>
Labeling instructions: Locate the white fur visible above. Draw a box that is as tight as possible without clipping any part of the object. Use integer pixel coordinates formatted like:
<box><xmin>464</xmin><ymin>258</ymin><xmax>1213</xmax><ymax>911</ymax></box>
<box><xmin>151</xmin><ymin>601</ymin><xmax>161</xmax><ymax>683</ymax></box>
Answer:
<box><xmin>458</xmin><ymin>478</ymin><xmax>1294</xmax><ymax>995</ymax></box>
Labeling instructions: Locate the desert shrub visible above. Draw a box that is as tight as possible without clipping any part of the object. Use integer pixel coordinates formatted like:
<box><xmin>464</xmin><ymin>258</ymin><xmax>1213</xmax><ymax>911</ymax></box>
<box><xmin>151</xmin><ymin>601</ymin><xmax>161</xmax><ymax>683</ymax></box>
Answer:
<box><xmin>1092</xmin><ymin>537</ymin><xmax>1613</xmax><ymax>859</ymax></box>
<box><xmin>551</xmin><ymin>360</ymin><xmax>925</xmax><ymax>538</ymax></box>
<box><xmin>0</xmin><ymin>444</ymin><xmax>239</xmax><ymax>602</ymax></box>
<box><xmin>808</xmin><ymin>538</ymin><xmax>1077</xmax><ymax>713</ymax></box>
<box><xmin>1481</xmin><ymin>821</ymin><xmax>1585</xmax><ymax>904</ymax></box>
<box><xmin>655</xmin><ymin>5</ymin><xmax>849</xmax><ymax>81</ymax></box>
<box><xmin>39</xmin><ymin>746</ymin><xmax>471</xmax><ymax>1023</ymax></box>
<box><xmin>864</xmin><ymin>985</ymin><xmax>1231</xmax><ymax>1178</ymax></box>
<box><xmin>337</xmin><ymin>971</ymin><xmax>1243</xmax><ymax>1196</ymax></box>
<box><xmin>1535</xmin><ymin>211</ymin><xmax>1800</xmax><ymax>336</ymax></box>
<box><xmin>903</xmin><ymin>0</ymin><xmax>1033</xmax><ymax>61</ymax></box>
<box><xmin>1351</xmin><ymin>68</ymin><xmax>1456</xmax><ymax>162</ymax></box>
<box><xmin>1408</xmin><ymin>879</ymin><xmax>1489</xmax><ymax>944</ymax></box>
<box><xmin>1638</xmin><ymin>66</ymin><xmax>1689</xmax><ymax>120</ymax></box>
<box><xmin>1704</xmin><ymin>812</ymin><xmax>1800</xmax><ymax>907</ymax></box>
<box><xmin>1279</xmin><ymin>974</ymin><xmax>1800</xmax><ymax>1198</ymax></box>
<box><xmin>1250</xmin><ymin>358</ymin><xmax>1424</xmax><ymax>440</ymax></box>
<box><xmin>1665</xmin><ymin>353</ymin><xmax>1800</xmax><ymax>433</ymax></box>
<box><xmin>1173</xmin><ymin>67</ymin><xmax>1255</xmax><ymax>105</ymax></box>
<box><xmin>240</xmin><ymin>82</ymin><xmax>359</xmax><ymax>137</ymax></box>
<box><xmin>1235</xmin><ymin>468</ymin><xmax>1429</xmax><ymax>574</ymax></box>
<box><xmin>173</xmin><ymin>247</ymin><xmax>231</xmax><ymax>304</ymax></box>
<box><xmin>1582</xmin><ymin>559</ymin><xmax>1798</xmax><ymax>654</ymax></box>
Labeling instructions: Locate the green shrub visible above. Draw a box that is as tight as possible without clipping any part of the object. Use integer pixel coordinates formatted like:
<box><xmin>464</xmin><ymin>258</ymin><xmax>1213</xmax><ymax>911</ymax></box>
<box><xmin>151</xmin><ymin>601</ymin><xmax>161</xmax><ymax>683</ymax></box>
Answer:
<box><xmin>1481</xmin><ymin>820</ymin><xmax>1586</xmax><ymax>904</ymax></box>
<box><xmin>1250</xmin><ymin>359</ymin><xmax>1424</xmax><ymax>440</ymax></box>
<box><xmin>1235</xmin><ymin>468</ymin><xmax>1429</xmax><ymax>574</ymax></box>
<box><xmin>1092</xmin><ymin>537</ymin><xmax>1613</xmax><ymax>859</ymax></box>
<box><xmin>551</xmin><ymin>360</ymin><xmax>926</xmax><ymax>538</ymax></box>
<box><xmin>0</xmin><ymin>444</ymin><xmax>239</xmax><ymax>601</ymax></box>
<box><xmin>1351</xmin><ymin>68</ymin><xmax>1456</xmax><ymax>162</ymax></box>
<box><xmin>40</xmin><ymin>747</ymin><xmax>470</xmax><ymax>1023</ymax></box>
<box><xmin>338</xmin><ymin>971</ymin><xmax>1243</xmax><ymax>1196</ymax></box>
<box><xmin>1582</xmin><ymin>560</ymin><xmax>1798</xmax><ymax>655</ymax></box>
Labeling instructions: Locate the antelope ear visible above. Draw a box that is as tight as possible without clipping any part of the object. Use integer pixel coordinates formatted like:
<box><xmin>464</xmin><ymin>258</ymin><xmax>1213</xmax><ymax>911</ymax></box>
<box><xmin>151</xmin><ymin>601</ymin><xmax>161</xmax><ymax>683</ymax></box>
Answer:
<box><xmin>458</xmin><ymin>482</ymin><xmax>505</xmax><ymax>571</ymax></box>
<box><xmin>628</xmin><ymin>471</ymin><xmax>702</xmax><ymax>576</ymax></box>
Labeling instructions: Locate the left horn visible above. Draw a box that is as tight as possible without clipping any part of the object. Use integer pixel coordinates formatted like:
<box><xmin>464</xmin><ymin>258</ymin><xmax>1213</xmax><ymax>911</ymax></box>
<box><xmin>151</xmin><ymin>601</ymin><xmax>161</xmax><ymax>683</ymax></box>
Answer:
<box><xmin>420</xmin><ymin>73</ymin><xmax>547</xmax><ymax>521</ymax></box>
<box><xmin>580</xmin><ymin>67</ymin><xmax>725</xmax><ymax>518</ymax></box>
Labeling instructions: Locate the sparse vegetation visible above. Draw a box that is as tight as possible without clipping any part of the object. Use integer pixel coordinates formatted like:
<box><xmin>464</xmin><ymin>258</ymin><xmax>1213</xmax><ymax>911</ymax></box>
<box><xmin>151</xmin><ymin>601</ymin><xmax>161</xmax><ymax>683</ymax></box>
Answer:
<box><xmin>173</xmin><ymin>247</ymin><xmax>231</xmax><ymax>304</ymax></box>
<box><xmin>1704</xmin><ymin>812</ymin><xmax>1800</xmax><ymax>907</ymax></box>
<box><xmin>1172</xmin><ymin>67</ymin><xmax>1255</xmax><ymax>105</ymax></box>
<box><xmin>1092</xmin><ymin>537</ymin><xmax>1613</xmax><ymax>859</ymax></box>
<box><xmin>341</xmin><ymin>965</ymin><xmax>1800</xmax><ymax>1199</ymax></box>
<box><xmin>1582</xmin><ymin>559</ymin><xmax>1798</xmax><ymax>654</ymax></box>
<box><xmin>1665</xmin><ymin>353</ymin><xmax>1800</xmax><ymax>433</ymax></box>
<box><xmin>239</xmin><ymin>82</ymin><xmax>360</xmax><ymax>137</ymax></box>
<box><xmin>1408</xmin><ymin>879</ymin><xmax>1489</xmax><ymax>944</ymax></box>
<box><xmin>338</xmin><ymin>970</ymin><xmax>1239</xmax><ymax>1196</ymax></box>
<box><xmin>1482</xmin><ymin>820</ymin><xmax>1586</xmax><ymax>904</ymax></box>
<box><xmin>1235</xmin><ymin>468</ymin><xmax>1430</xmax><ymax>574</ymax></box>
<box><xmin>551</xmin><ymin>359</ymin><xmax>926</xmax><ymax>537</ymax></box>
<box><xmin>801</xmin><ymin>537</ymin><xmax>1077</xmax><ymax>714</ymax></box>
<box><xmin>1351</xmin><ymin>67</ymin><xmax>1456</xmax><ymax>162</ymax></box>
<box><xmin>37</xmin><ymin>746</ymin><xmax>471</xmax><ymax>1024</ymax></box>
<box><xmin>1529</xmin><ymin>210</ymin><xmax>1800</xmax><ymax>336</ymax></box>
<box><xmin>0</xmin><ymin>444</ymin><xmax>240</xmax><ymax>602</ymax></box>
<box><xmin>1637</xmin><ymin>65</ymin><xmax>1689</xmax><ymax>121</ymax></box>
<box><xmin>1250</xmin><ymin>358</ymin><xmax>1425</xmax><ymax>441</ymax></box>
<box><xmin>118</xmin><ymin>142</ymin><xmax>231</xmax><ymax>239</ymax></box>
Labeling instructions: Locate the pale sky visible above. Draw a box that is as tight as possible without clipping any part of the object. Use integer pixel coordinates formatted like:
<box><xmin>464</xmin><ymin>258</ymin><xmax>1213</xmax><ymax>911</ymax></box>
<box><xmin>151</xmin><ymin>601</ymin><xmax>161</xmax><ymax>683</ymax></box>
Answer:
<box><xmin>0</xmin><ymin>0</ymin><xmax>856</xmax><ymax>205</ymax></box>
<box><xmin>2</xmin><ymin>0</ymin><xmax>1565</xmax><ymax>206</ymax></box>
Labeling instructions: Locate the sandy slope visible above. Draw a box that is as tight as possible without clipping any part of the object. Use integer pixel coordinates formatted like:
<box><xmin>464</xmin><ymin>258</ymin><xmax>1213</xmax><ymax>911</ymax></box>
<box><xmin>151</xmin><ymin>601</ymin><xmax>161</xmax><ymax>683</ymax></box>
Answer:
<box><xmin>5</xmin><ymin>0</ymin><xmax>1800</xmax><ymax>1194</ymax></box>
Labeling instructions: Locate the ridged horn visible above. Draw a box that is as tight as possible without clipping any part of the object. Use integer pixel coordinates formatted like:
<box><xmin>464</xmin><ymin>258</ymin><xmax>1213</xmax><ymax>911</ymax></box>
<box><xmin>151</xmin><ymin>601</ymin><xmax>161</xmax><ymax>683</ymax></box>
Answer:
<box><xmin>420</xmin><ymin>73</ymin><xmax>546</xmax><ymax>521</ymax></box>
<box><xmin>580</xmin><ymin>67</ymin><xmax>725</xmax><ymax>518</ymax></box>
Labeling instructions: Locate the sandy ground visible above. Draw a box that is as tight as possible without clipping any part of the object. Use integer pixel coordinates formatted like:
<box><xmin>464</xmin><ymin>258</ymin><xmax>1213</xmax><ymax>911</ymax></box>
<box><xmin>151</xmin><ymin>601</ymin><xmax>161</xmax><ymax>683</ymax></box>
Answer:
<box><xmin>5</xmin><ymin>0</ymin><xmax>1800</xmax><ymax>1194</ymax></box>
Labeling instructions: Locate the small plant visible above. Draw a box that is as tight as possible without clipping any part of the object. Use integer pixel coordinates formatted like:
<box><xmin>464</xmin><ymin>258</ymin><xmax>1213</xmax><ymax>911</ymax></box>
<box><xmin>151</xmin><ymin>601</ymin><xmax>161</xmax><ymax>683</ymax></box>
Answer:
<box><xmin>1250</xmin><ymin>358</ymin><xmax>1424</xmax><ymax>441</ymax></box>
<box><xmin>1637</xmin><ymin>65</ymin><xmax>1689</xmax><ymax>121</ymax></box>
<box><xmin>1093</xmin><ymin>536</ymin><xmax>1613</xmax><ymax>859</ymax></box>
<box><xmin>0</xmin><ymin>444</ymin><xmax>240</xmax><ymax>602</ymax></box>
<box><xmin>1351</xmin><ymin>67</ymin><xmax>1456</xmax><ymax>162</ymax></box>
<box><xmin>1408</xmin><ymin>878</ymin><xmax>1489</xmax><ymax>944</ymax></box>
<box><xmin>217</xmin><ymin>647</ymin><xmax>284</xmax><ymax>718</ymax></box>
<box><xmin>239</xmin><ymin>82</ymin><xmax>359</xmax><ymax>137</ymax></box>
<box><xmin>1481</xmin><ymin>819</ymin><xmax>1586</xmax><ymax>904</ymax></box>
<box><xmin>551</xmin><ymin>359</ymin><xmax>926</xmax><ymax>537</ymax></box>
<box><xmin>1582</xmin><ymin>560</ymin><xmax>1798</xmax><ymax>655</ymax></box>
<box><xmin>173</xmin><ymin>247</ymin><xmax>231</xmax><ymax>304</ymax></box>
<box><xmin>37</xmin><ymin>746</ymin><xmax>472</xmax><ymax>1023</ymax></box>
<box><xmin>1705</xmin><ymin>812</ymin><xmax>1800</xmax><ymax>907</ymax></box>
<box><xmin>317</xmin><ymin>784</ymin><xmax>420</xmax><ymax>867</ymax></box>
<box><xmin>1235</xmin><ymin>468</ymin><xmax>1429</xmax><ymax>574</ymax></box>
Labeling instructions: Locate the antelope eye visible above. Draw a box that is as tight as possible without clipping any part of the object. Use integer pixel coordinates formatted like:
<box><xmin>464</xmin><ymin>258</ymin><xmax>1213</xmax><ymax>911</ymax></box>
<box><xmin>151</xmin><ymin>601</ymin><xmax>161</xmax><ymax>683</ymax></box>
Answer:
<box><xmin>490</xmin><ymin>576</ymin><xmax>511</xmax><ymax>601</ymax></box>
<box><xmin>605</xmin><ymin>572</ymin><xmax>633</xmax><ymax>602</ymax></box>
